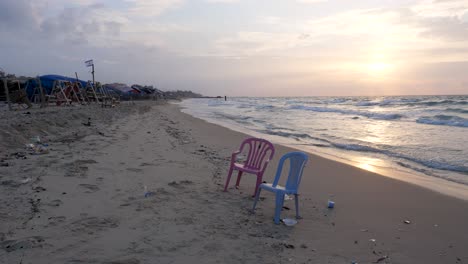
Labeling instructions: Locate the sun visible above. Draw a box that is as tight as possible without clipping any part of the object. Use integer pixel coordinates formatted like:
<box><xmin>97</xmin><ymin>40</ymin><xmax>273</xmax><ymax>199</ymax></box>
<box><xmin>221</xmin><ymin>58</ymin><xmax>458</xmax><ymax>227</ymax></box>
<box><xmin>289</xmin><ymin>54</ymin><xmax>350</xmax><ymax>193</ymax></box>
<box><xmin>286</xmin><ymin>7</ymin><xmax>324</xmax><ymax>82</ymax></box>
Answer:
<box><xmin>367</xmin><ymin>62</ymin><xmax>393</xmax><ymax>74</ymax></box>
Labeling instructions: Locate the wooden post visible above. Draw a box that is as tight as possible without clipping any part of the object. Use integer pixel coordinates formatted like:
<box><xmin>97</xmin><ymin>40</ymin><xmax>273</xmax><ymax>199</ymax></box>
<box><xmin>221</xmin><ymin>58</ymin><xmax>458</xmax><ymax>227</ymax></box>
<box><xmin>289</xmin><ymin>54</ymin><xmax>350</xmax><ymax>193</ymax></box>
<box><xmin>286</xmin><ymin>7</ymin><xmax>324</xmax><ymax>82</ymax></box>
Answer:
<box><xmin>37</xmin><ymin>77</ymin><xmax>46</xmax><ymax>108</ymax></box>
<box><xmin>92</xmin><ymin>64</ymin><xmax>95</xmax><ymax>88</ymax></box>
<box><xmin>89</xmin><ymin>81</ymin><xmax>98</xmax><ymax>103</ymax></box>
<box><xmin>18</xmin><ymin>80</ymin><xmax>32</xmax><ymax>108</ymax></box>
<box><xmin>3</xmin><ymin>78</ymin><xmax>12</xmax><ymax>110</ymax></box>
<box><xmin>59</xmin><ymin>81</ymin><xmax>71</xmax><ymax>105</ymax></box>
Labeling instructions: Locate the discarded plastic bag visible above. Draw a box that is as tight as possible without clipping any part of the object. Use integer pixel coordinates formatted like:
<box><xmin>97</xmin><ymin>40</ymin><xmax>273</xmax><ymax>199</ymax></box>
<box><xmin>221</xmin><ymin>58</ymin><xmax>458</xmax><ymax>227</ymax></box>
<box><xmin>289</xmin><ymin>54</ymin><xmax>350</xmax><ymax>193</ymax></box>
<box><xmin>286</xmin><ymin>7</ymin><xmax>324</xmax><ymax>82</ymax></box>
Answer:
<box><xmin>282</xmin><ymin>218</ymin><xmax>298</xmax><ymax>226</ymax></box>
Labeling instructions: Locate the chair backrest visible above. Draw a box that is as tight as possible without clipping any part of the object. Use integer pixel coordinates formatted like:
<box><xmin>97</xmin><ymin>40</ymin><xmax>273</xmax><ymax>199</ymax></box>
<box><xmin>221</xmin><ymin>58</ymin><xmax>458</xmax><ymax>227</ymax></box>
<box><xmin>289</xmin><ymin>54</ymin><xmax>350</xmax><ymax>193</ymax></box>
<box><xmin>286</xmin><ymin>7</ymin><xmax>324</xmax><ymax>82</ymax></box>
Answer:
<box><xmin>272</xmin><ymin>152</ymin><xmax>308</xmax><ymax>191</ymax></box>
<box><xmin>238</xmin><ymin>138</ymin><xmax>275</xmax><ymax>171</ymax></box>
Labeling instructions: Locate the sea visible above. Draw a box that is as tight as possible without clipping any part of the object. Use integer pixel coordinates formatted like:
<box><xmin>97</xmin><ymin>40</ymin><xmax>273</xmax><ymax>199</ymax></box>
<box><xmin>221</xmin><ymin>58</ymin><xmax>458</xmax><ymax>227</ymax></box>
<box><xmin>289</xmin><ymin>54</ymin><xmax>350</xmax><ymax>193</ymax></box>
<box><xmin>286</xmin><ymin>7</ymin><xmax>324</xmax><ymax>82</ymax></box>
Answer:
<box><xmin>178</xmin><ymin>95</ymin><xmax>468</xmax><ymax>188</ymax></box>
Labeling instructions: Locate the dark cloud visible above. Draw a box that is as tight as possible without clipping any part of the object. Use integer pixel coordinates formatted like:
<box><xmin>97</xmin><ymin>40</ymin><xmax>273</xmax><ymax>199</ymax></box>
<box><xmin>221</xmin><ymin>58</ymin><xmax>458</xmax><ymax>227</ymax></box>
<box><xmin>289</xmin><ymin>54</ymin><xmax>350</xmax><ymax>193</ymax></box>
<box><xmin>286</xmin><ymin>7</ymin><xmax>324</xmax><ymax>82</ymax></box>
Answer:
<box><xmin>0</xmin><ymin>0</ymin><xmax>37</xmax><ymax>30</ymax></box>
<box><xmin>39</xmin><ymin>5</ymin><xmax>122</xmax><ymax>45</ymax></box>
<box><xmin>0</xmin><ymin>1</ymin><xmax>122</xmax><ymax>45</ymax></box>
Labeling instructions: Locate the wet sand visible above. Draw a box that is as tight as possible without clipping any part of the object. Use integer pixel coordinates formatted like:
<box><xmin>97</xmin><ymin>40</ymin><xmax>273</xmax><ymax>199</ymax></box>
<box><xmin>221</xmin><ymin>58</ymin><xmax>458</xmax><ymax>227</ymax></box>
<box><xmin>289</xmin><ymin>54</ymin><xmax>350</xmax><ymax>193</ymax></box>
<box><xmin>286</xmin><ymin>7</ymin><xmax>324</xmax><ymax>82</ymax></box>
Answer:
<box><xmin>0</xmin><ymin>101</ymin><xmax>467</xmax><ymax>263</ymax></box>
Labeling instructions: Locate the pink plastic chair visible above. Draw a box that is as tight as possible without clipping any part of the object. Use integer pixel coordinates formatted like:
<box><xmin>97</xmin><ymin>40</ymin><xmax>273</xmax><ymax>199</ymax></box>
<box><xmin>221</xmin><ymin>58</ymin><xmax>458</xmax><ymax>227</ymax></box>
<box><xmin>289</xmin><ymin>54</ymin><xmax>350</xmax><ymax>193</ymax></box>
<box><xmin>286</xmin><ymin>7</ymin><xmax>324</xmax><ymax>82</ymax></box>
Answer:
<box><xmin>224</xmin><ymin>138</ymin><xmax>275</xmax><ymax>196</ymax></box>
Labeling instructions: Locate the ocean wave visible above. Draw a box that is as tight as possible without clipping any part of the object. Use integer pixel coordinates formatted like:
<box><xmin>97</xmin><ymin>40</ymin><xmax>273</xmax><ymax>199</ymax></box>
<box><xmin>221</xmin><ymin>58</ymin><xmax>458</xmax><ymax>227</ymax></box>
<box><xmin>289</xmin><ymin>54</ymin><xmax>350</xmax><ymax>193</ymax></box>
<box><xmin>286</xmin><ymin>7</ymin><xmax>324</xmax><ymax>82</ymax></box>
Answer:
<box><xmin>413</xmin><ymin>100</ymin><xmax>468</xmax><ymax>107</ymax></box>
<box><xmin>332</xmin><ymin>143</ymin><xmax>383</xmax><ymax>153</ymax></box>
<box><xmin>288</xmin><ymin>105</ymin><xmax>404</xmax><ymax>120</ymax></box>
<box><xmin>256</xmin><ymin>129</ymin><xmax>312</xmax><ymax>141</ymax></box>
<box><xmin>329</xmin><ymin>142</ymin><xmax>468</xmax><ymax>174</ymax></box>
<box><xmin>353</xmin><ymin>98</ymin><xmax>467</xmax><ymax>107</ymax></box>
<box><xmin>397</xmin><ymin>157</ymin><xmax>468</xmax><ymax>175</ymax></box>
<box><xmin>213</xmin><ymin>113</ymin><xmax>253</xmax><ymax>124</ymax></box>
<box><xmin>355</xmin><ymin>101</ymin><xmax>380</xmax><ymax>106</ymax></box>
<box><xmin>355</xmin><ymin>97</ymin><xmax>422</xmax><ymax>107</ymax></box>
<box><xmin>236</xmin><ymin>104</ymin><xmax>252</xmax><ymax>109</ymax></box>
<box><xmin>255</xmin><ymin>104</ymin><xmax>277</xmax><ymax>110</ymax></box>
<box><xmin>416</xmin><ymin>115</ymin><xmax>468</xmax><ymax>127</ymax></box>
<box><xmin>324</xmin><ymin>98</ymin><xmax>350</xmax><ymax>104</ymax></box>
<box><xmin>257</xmin><ymin>127</ymin><xmax>333</xmax><ymax>143</ymax></box>
<box><xmin>446</xmin><ymin>108</ymin><xmax>468</xmax><ymax>114</ymax></box>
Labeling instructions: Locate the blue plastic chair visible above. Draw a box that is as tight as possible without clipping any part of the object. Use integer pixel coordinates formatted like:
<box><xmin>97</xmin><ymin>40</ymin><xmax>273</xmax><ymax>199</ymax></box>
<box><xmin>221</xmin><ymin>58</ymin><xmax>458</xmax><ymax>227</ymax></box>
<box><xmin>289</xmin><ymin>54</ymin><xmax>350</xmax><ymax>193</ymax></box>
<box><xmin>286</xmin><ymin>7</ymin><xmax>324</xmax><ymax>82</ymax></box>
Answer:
<box><xmin>252</xmin><ymin>152</ymin><xmax>308</xmax><ymax>224</ymax></box>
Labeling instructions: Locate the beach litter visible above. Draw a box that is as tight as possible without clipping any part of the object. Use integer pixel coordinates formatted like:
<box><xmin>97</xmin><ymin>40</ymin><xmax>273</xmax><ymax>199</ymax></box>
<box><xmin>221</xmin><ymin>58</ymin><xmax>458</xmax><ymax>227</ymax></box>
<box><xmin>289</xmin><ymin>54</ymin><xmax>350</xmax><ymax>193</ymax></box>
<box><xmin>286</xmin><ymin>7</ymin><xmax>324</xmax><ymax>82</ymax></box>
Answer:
<box><xmin>31</xmin><ymin>136</ymin><xmax>42</xmax><ymax>143</ymax></box>
<box><xmin>282</xmin><ymin>218</ymin><xmax>298</xmax><ymax>226</ymax></box>
<box><xmin>25</xmin><ymin>143</ymin><xmax>49</xmax><ymax>155</ymax></box>
<box><xmin>404</xmin><ymin>220</ymin><xmax>411</xmax><ymax>224</ymax></box>
<box><xmin>82</xmin><ymin>118</ymin><xmax>92</xmax><ymax>127</ymax></box>
<box><xmin>282</xmin><ymin>243</ymin><xmax>295</xmax><ymax>249</ymax></box>
<box><xmin>327</xmin><ymin>200</ymin><xmax>335</xmax><ymax>208</ymax></box>
<box><xmin>374</xmin><ymin>256</ymin><xmax>388</xmax><ymax>263</ymax></box>
<box><xmin>20</xmin><ymin>178</ymin><xmax>32</xmax><ymax>184</ymax></box>
<box><xmin>369</xmin><ymin>239</ymin><xmax>377</xmax><ymax>243</ymax></box>
<box><xmin>144</xmin><ymin>186</ymin><xmax>155</xmax><ymax>197</ymax></box>
<box><xmin>26</xmin><ymin>136</ymin><xmax>50</xmax><ymax>155</ymax></box>
<box><xmin>284</xmin><ymin>194</ymin><xmax>293</xmax><ymax>200</ymax></box>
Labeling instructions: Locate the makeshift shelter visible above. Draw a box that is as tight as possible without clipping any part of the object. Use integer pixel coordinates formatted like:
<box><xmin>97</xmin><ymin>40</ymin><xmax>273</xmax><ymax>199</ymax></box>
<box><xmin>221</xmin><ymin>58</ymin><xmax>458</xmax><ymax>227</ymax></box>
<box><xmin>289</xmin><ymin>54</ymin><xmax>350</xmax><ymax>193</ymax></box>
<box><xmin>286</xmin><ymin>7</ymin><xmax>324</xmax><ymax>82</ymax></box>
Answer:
<box><xmin>25</xmin><ymin>75</ymin><xmax>88</xmax><ymax>100</ymax></box>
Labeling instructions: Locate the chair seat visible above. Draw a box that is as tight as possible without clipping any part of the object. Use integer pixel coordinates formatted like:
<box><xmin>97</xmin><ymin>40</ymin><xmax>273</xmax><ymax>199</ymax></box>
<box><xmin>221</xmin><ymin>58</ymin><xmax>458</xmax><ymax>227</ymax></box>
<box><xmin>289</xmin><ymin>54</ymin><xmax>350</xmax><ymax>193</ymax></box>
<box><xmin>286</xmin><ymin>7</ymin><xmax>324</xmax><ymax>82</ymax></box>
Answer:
<box><xmin>233</xmin><ymin>163</ymin><xmax>261</xmax><ymax>174</ymax></box>
<box><xmin>260</xmin><ymin>183</ymin><xmax>297</xmax><ymax>194</ymax></box>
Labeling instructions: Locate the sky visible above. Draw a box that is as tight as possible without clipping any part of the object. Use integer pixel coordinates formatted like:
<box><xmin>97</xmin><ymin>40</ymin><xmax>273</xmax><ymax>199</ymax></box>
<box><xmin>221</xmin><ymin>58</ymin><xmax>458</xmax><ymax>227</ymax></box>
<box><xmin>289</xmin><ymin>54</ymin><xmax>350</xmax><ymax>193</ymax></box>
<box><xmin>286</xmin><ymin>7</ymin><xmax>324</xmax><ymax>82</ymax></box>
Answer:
<box><xmin>1</xmin><ymin>0</ymin><xmax>468</xmax><ymax>96</ymax></box>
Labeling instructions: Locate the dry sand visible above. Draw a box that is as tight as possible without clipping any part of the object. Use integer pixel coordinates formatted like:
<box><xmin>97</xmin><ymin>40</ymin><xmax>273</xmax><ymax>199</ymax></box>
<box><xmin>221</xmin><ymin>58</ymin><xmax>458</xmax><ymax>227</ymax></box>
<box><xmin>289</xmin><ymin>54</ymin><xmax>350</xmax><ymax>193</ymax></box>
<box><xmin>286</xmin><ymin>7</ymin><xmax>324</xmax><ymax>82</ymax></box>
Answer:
<box><xmin>0</xmin><ymin>101</ymin><xmax>467</xmax><ymax>264</ymax></box>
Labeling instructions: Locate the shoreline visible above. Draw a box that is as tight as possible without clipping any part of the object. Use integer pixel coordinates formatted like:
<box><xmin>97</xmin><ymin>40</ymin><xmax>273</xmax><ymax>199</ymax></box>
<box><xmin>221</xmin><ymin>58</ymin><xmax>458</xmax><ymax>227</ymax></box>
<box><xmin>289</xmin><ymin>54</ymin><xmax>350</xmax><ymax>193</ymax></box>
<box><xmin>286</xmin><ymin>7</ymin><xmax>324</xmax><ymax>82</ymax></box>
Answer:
<box><xmin>177</xmin><ymin>101</ymin><xmax>468</xmax><ymax>201</ymax></box>
<box><xmin>0</xmin><ymin>101</ymin><xmax>467</xmax><ymax>263</ymax></box>
<box><xmin>173</xmin><ymin>102</ymin><xmax>468</xmax><ymax>263</ymax></box>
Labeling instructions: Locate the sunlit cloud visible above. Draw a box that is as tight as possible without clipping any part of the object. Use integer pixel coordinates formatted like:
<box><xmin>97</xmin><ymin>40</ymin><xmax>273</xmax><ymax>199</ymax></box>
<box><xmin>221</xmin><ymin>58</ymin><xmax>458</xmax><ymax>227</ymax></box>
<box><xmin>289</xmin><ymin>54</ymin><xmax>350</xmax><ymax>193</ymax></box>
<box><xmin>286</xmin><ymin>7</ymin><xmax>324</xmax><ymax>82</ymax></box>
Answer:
<box><xmin>412</xmin><ymin>0</ymin><xmax>468</xmax><ymax>18</ymax></box>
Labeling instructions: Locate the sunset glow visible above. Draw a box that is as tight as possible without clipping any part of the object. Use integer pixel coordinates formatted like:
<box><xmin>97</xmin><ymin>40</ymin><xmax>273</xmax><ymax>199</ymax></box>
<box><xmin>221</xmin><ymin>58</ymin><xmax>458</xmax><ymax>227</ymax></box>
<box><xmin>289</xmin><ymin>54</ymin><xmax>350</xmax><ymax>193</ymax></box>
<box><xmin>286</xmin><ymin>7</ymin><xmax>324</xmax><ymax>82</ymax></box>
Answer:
<box><xmin>1</xmin><ymin>0</ymin><xmax>467</xmax><ymax>96</ymax></box>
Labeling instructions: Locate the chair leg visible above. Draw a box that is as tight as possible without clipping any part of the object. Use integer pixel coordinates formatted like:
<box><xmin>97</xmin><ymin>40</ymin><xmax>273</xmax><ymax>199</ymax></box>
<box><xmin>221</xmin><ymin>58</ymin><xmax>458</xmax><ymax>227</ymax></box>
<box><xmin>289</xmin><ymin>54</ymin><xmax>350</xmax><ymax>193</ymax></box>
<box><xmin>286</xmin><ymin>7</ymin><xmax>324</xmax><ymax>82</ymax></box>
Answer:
<box><xmin>252</xmin><ymin>188</ymin><xmax>262</xmax><ymax>211</ymax></box>
<box><xmin>274</xmin><ymin>192</ymin><xmax>285</xmax><ymax>224</ymax></box>
<box><xmin>294</xmin><ymin>194</ymin><xmax>302</xmax><ymax>219</ymax></box>
<box><xmin>235</xmin><ymin>170</ymin><xmax>243</xmax><ymax>187</ymax></box>
<box><xmin>253</xmin><ymin>173</ymin><xmax>263</xmax><ymax>197</ymax></box>
<box><xmin>224</xmin><ymin>165</ymin><xmax>234</xmax><ymax>192</ymax></box>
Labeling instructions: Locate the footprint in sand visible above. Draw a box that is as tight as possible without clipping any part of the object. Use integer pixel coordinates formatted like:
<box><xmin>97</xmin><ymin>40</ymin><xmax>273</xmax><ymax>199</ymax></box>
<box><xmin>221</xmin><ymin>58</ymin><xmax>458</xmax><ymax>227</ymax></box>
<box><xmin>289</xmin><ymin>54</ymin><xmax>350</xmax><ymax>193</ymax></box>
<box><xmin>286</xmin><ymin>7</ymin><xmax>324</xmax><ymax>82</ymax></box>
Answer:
<box><xmin>69</xmin><ymin>217</ymin><xmax>119</xmax><ymax>233</ymax></box>
<box><xmin>45</xmin><ymin>199</ymin><xmax>63</xmax><ymax>207</ymax></box>
<box><xmin>139</xmin><ymin>162</ymin><xmax>155</xmax><ymax>167</ymax></box>
<box><xmin>126</xmin><ymin>168</ymin><xmax>143</xmax><ymax>172</ymax></box>
<box><xmin>175</xmin><ymin>217</ymin><xmax>195</xmax><ymax>225</ymax></box>
<box><xmin>103</xmin><ymin>258</ymin><xmax>140</xmax><ymax>264</ymax></box>
<box><xmin>168</xmin><ymin>180</ymin><xmax>194</xmax><ymax>189</ymax></box>
<box><xmin>0</xmin><ymin>236</ymin><xmax>45</xmax><ymax>252</ymax></box>
<box><xmin>78</xmin><ymin>184</ymin><xmax>100</xmax><ymax>193</ymax></box>
<box><xmin>75</xmin><ymin>159</ymin><xmax>98</xmax><ymax>165</ymax></box>
<box><xmin>47</xmin><ymin>216</ymin><xmax>66</xmax><ymax>226</ymax></box>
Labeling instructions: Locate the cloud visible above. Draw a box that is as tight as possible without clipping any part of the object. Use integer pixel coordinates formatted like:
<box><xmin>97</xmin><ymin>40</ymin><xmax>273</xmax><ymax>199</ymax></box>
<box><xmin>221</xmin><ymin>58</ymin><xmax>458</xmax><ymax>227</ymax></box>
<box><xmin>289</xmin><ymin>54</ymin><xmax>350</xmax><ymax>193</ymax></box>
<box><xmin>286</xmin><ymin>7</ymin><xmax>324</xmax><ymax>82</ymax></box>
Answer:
<box><xmin>214</xmin><ymin>31</ymin><xmax>305</xmax><ymax>57</ymax></box>
<box><xmin>205</xmin><ymin>0</ymin><xmax>239</xmax><ymax>3</ymax></box>
<box><xmin>412</xmin><ymin>0</ymin><xmax>468</xmax><ymax>18</ymax></box>
<box><xmin>124</xmin><ymin>0</ymin><xmax>184</xmax><ymax>17</ymax></box>
<box><xmin>39</xmin><ymin>5</ymin><xmax>125</xmax><ymax>46</ymax></box>
<box><xmin>0</xmin><ymin>0</ymin><xmax>39</xmax><ymax>31</ymax></box>
<box><xmin>419</xmin><ymin>16</ymin><xmax>468</xmax><ymax>41</ymax></box>
<box><xmin>296</xmin><ymin>0</ymin><xmax>328</xmax><ymax>3</ymax></box>
<box><xmin>256</xmin><ymin>16</ymin><xmax>282</xmax><ymax>25</ymax></box>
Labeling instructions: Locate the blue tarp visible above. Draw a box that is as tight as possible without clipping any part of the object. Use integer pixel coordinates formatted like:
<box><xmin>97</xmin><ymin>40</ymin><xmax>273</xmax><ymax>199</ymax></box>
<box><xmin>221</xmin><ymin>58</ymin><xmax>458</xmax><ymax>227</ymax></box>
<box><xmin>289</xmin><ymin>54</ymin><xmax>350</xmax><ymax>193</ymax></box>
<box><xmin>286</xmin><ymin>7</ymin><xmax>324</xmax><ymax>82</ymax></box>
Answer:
<box><xmin>103</xmin><ymin>84</ymin><xmax>134</xmax><ymax>95</ymax></box>
<box><xmin>25</xmin><ymin>75</ymin><xmax>89</xmax><ymax>99</ymax></box>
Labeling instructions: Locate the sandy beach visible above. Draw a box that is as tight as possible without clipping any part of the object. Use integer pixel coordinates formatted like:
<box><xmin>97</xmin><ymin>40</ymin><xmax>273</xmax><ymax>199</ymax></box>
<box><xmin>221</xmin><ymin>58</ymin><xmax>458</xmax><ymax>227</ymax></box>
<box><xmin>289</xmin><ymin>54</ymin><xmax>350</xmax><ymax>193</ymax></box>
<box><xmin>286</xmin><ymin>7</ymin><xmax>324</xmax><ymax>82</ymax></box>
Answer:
<box><xmin>1</xmin><ymin>101</ymin><xmax>467</xmax><ymax>264</ymax></box>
